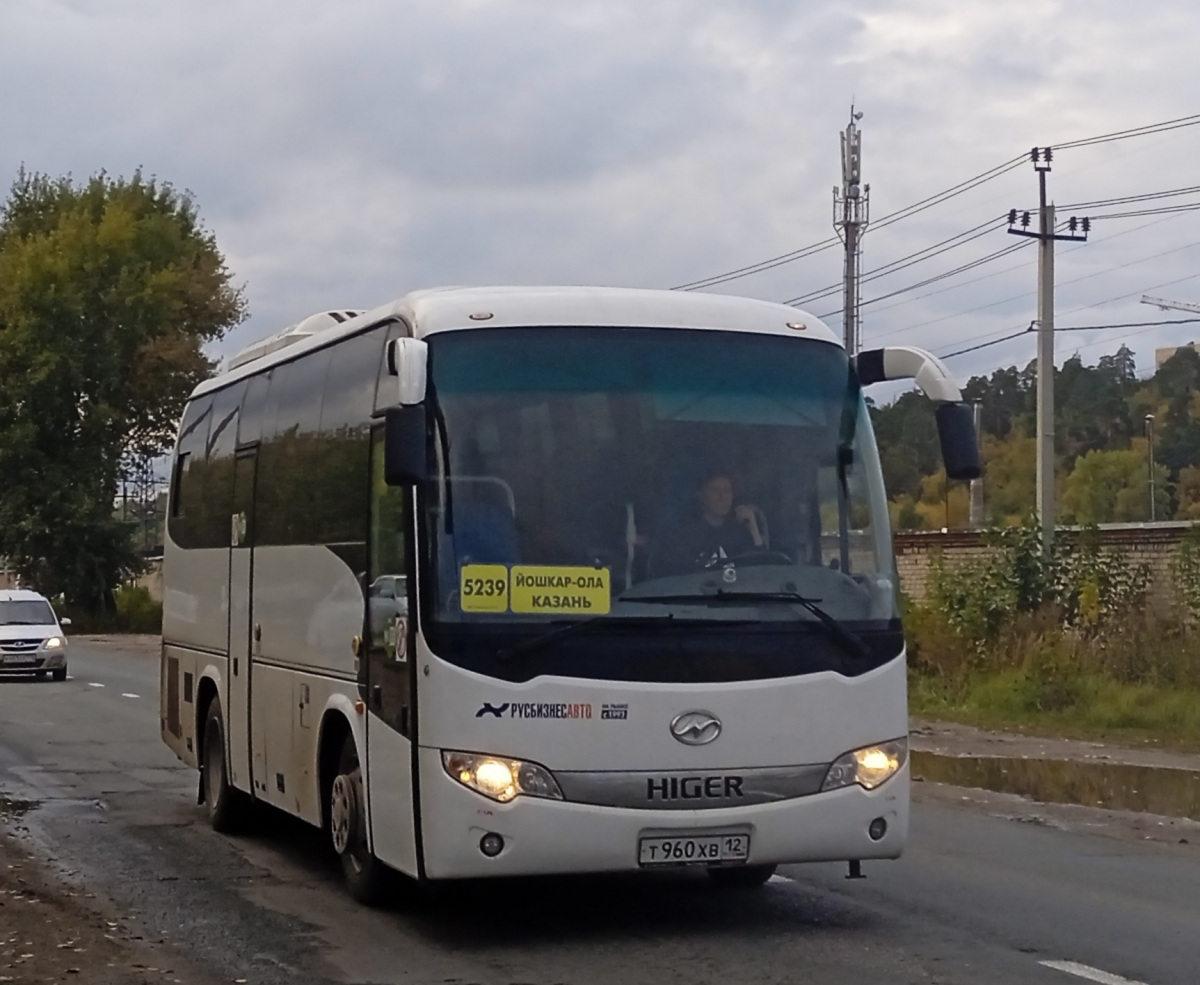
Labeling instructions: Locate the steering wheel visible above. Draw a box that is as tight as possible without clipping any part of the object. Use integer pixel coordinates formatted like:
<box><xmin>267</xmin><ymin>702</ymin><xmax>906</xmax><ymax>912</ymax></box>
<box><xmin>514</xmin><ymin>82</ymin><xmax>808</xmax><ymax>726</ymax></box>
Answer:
<box><xmin>713</xmin><ymin>550</ymin><xmax>794</xmax><ymax>568</ymax></box>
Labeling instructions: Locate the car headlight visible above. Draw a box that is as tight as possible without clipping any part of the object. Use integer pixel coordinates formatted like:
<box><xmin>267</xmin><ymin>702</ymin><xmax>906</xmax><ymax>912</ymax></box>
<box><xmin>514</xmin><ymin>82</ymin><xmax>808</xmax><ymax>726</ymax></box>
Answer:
<box><xmin>43</xmin><ymin>636</ymin><xmax>65</xmax><ymax>650</ymax></box>
<box><xmin>821</xmin><ymin>737</ymin><xmax>908</xmax><ymax>792</ymax></box>
<box><xmin>441</xmin><ymin>750</ymin><xmax>563</xmax><ymax>803</ymax></box>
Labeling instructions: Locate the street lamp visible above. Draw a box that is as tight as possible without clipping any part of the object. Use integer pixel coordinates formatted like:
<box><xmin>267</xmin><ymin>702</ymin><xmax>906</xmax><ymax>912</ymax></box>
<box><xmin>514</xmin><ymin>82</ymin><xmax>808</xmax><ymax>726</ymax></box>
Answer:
<box><xmin>1145</xmin><ymin>414</ymin><xmax>1156</xmax><ymax>522</ymax></box>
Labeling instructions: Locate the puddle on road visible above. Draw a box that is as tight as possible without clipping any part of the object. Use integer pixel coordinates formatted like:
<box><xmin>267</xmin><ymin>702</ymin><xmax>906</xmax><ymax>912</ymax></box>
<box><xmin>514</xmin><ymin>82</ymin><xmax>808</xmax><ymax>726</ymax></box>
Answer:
<box><xmin>911</xmin><ymin>751</ymin><xmax>1200</xmax><ymax>821</ymax></box>
<box><xmin>0</xmin><ymin>794</ymin><xmax>40</xmax><ymax>821</ymax></box>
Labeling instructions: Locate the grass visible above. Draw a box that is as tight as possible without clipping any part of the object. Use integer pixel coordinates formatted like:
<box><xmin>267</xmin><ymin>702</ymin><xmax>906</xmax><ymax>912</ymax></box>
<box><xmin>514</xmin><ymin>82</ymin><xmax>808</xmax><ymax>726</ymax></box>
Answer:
<box><xmin>910</xmin><ymin>669</ymin><xmax>1200</xmax><ymax>754</ymax></box>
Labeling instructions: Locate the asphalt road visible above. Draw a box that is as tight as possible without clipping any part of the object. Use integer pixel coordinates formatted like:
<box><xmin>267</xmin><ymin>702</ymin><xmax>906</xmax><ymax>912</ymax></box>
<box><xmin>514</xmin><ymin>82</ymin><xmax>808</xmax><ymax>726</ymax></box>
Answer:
<box><xmin>1</xmin><ymin>638</ymin><xmax>1197</xmax><ymax>985</ymax></box>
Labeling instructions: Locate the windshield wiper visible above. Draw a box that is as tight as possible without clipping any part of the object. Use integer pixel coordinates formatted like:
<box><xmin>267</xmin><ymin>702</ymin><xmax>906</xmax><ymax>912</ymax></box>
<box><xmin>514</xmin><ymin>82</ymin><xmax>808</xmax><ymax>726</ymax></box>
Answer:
<box><xmin>625</xmin><ymin>590</ymin><xmax>872</xmax><ymax>661</ymax></box>
<box><xmin>495</xmin><ymin>614</ymin><xmax>675</xmax><ymax>662</ymax></box>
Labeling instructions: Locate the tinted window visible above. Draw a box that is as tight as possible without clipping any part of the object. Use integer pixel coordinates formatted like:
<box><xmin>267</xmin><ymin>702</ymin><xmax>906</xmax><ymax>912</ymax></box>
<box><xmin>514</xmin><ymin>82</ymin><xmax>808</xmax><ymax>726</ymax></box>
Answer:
<box><xmin>189</xmin><ymin>381</ymin><xmax>248</xmax><ymax>549</ymax></box>
<box><xmin>238</xmin><ymin>371</ymin><xmax>272</xmax><ymax>447</ymax></box>
<box><xmin>257</xmin><ymin>350</ymin><xmax>332</xmax><ymax>545</ymax></box>
<box><xmin>316</xmin><ymin>328</ymin><xmax>387</xmax><ymax>545</ymax></box>
<box><xmin>168</xmin><ymin>395</ymin><xmax>214</xmax><ymax>549</ymax></box>
<box><xmin>325</xmin><ymin>327</ymin><xmax>387</xmax><ymax>433</ymax></box>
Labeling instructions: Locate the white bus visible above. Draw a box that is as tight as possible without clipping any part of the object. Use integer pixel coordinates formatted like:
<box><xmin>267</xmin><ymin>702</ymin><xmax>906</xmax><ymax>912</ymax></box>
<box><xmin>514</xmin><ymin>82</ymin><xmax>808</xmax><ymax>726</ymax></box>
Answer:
<box><xmin>161</xmin><ymin>287</ymin><xmax>978</xmax><ymax>902</ymax></box>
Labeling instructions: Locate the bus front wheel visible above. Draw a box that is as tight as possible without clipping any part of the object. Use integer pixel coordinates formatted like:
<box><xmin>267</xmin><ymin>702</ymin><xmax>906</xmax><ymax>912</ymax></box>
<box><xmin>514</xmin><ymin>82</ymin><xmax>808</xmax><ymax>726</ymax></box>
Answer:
<box><xmin>330</xmin><ymin>735</ymin><xmax>389</xmax><ymax>905</ymax></box>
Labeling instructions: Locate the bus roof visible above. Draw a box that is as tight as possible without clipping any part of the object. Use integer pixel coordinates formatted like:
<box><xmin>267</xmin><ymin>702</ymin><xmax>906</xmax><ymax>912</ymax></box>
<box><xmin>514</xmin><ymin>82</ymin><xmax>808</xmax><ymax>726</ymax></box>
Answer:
<box><xmin>197</xmin><ymin>286</ymin><xmax>839</xmax><ymax>399</ymax></box>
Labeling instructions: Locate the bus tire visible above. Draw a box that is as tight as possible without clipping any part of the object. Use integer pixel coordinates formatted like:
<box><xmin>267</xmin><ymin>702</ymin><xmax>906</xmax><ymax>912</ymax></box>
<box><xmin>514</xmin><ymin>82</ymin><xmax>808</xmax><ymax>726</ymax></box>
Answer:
<box><xmin>202</xmin><ymin>701</ymin><xmax>247</xmax><ymax>833</ymax></box>
<box><xmin>330</xmin><ymin>735</ymin><xmax>389</xmax><ymax>905</ymax></box>
<box><xmin>707</xmin><ymin>863</ymin><xmax>777</xmax><ymax>889</ymax></box>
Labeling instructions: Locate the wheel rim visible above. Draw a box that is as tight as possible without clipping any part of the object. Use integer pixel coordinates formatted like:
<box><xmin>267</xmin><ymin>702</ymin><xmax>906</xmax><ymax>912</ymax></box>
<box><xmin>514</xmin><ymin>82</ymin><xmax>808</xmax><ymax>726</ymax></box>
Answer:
<box><xmin>330</xmin><ymin>774</ymin><xmax>355</xmax><ymax>856</ymax></box>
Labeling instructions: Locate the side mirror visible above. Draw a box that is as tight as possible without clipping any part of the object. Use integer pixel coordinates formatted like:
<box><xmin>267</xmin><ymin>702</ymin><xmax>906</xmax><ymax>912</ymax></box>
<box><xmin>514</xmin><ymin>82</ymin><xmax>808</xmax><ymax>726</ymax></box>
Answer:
<box><xmin>60</xmin><ymin>617</ymin><xmax>72</xmax><ymax>627</ymax></box>
<box><xmin>386</xmin><ymin>337</ymin><xmax>429</xmax><ymax>405</ymax></box>
<box><xmin>384</xmin><ymin>405</ymin><xmax>428</xmax><ymax>485</ymax></box>
<box><xmin>936</xmin><ymin>403</ymin><xmax>982</xmax><ymax>481</ymax></box>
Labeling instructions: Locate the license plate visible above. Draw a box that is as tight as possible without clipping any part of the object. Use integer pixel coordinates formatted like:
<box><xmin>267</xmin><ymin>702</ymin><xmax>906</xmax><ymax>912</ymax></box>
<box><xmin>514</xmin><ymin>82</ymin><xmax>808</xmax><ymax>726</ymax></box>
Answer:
<box><xmin>638</xmin><ymin>833</ymin><xmax>750</xmax><ymax>867</ymax></box>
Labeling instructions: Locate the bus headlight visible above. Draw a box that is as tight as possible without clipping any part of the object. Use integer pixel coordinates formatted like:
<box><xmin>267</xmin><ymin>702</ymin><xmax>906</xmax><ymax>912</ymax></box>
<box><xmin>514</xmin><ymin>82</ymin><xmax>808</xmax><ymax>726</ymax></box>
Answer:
<box><xmin>441</xmin><ymin>751</ymin><xmax>563</xmax><ymax>803</ymax></box>
<box><xmin>820</xmin><ymin>737</ymin><xmax>907</xmax><ymax>792</ymax></box>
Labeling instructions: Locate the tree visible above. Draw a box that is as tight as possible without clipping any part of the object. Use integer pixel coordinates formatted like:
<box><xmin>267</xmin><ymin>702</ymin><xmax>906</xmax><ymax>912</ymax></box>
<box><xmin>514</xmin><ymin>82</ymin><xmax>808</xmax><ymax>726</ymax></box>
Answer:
<box><xmin>1057</xmin><ymin>350</ymin><xmax>1135</xmax><ymax>463</ymax></box>
<box><xmin>979</xmin><ymin>433</ymin><xmax>1038</xmax><ymax>526</ymax></box>
<box><xmin>870</xmin><ymin>389</ymin><xmax>941</xmax><ymax>500</ymax></box>
<box><xmin>0</xmin><ymin>169</ymin><xmax>245</xmax><ymax>614</ymax></box>
<box><xmin>1060</xmin><ymin>443</ymin><xmax>1168</xmax><ymax>524</ymax></box>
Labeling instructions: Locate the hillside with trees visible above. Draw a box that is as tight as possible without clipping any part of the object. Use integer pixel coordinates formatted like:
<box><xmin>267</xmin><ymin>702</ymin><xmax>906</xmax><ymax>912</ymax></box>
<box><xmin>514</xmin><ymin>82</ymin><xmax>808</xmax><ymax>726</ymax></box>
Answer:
<box><xmin>871</xmin><ymin>343</ymin><xmax>1200</xmax><ymax>528</ymax></box>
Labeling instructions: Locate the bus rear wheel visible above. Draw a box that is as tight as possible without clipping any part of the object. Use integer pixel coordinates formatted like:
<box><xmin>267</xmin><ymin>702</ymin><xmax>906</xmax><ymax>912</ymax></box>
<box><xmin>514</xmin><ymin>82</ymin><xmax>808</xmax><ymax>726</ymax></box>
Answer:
<box><xmin>707</xmin><ymin>863</ymin><xmax>777</xmax><ymax>889</ymax></box>
<box><xmin>330</xmin><ymin>735</ymin><xmax>390</xmax><ymax>905</ymax></box>
<box><xmin>203</xmin><ymin>702</ymin><xmax>248</xmax><ymax>833</ymax></box>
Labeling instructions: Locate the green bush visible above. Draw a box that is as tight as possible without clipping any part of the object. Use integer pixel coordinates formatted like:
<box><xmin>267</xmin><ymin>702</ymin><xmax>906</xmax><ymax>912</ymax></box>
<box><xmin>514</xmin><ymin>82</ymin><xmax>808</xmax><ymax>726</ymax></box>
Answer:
<box><xmin>906</xmin><ymin>519</ymin><xmax>1200</xmax><ymax>746</ymax></box>
<box><xmin>113</xmin><ymin>584</ymin><xmax>162</xmax><ymax>633</ymax></box>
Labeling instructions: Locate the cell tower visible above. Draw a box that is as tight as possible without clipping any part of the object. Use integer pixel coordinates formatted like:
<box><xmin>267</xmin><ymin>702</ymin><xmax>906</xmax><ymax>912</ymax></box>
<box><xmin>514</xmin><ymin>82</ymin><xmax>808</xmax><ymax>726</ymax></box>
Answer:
<box><xmin>833</xmin><ymin>106</ymin><xmax>869</xmax><ymax>355</ymax></box>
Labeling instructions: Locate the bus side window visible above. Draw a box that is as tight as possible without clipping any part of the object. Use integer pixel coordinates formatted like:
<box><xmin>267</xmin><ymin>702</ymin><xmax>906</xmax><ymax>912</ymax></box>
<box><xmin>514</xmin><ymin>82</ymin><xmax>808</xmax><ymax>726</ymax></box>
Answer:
<box><xmin>168</xmin><ymin>396</ymin><xmax>214</xmax><ymax>549</ymax></box>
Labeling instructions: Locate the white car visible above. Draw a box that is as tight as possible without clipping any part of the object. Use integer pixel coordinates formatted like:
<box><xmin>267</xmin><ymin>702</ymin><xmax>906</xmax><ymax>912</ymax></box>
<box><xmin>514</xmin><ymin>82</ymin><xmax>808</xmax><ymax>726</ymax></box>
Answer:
<box><xmin>0</xmin><ymin>589</ymin><xmax>71</xmax><ymax>682</ymax></box>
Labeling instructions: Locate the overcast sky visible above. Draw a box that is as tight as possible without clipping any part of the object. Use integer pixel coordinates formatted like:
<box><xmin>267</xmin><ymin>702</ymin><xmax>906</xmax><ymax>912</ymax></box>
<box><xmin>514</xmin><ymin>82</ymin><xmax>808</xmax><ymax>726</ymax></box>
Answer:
<box><xmin>4</xmin><ymin>0</ymin><xmax>1200</xmax><ymax>387</ymax></box>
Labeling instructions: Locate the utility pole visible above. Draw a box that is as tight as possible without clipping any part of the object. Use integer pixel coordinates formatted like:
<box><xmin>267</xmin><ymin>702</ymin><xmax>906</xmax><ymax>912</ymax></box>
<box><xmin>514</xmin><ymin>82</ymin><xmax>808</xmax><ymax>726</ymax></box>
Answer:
<box><xmin>833</xmin><ymin>107</ymin><xmax>869</xmax><ymax>355</ymax></box>
<box><xmin>1145</xmin><ymin>414</ymin><xmax>1157</xmax><ymax>522</ymax></box>
<box><xmin>1006</xmin><ymin>148</ymin><xmax>1089</xmax><ymax>552</ymax></box>
<box><xmin>969</xmin><ymin>401</ymin><xmax>985</xmax><ymax>529</ymax></box>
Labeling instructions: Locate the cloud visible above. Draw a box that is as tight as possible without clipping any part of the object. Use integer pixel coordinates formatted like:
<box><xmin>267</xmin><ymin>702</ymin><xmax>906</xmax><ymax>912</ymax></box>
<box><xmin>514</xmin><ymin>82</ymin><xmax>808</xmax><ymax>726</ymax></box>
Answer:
<box><xmin>2</xmin><ymin>0</ymin><xmax>1200</xmax><ymax>382</ymax></box>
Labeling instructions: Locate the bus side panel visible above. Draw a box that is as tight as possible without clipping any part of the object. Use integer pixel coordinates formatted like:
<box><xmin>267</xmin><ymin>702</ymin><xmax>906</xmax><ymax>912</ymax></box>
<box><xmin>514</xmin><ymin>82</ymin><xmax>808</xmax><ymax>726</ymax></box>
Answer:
<box><xmin>250</xmin><ymin>662</ymin><xmax>294</xmax><ymax>808</ymax></box>
<box><xmin>250</xmin><ymin>544</ymin><xmax>361</xmax><ymax>816</ymax></box>
<box><xmin>162</xmin><ymin>546</ymin><xmax>229</xmax><ymax>656</ymax></box>
<box><xmin>289</xmin><ymin>675</ymin><xmax>357</xmax><ymax>826</ymax></box>
<box><xmin>366</xmin><ymin>714</ymin><xmax>419</xmax><ymax>878</ymax></box>
<box><xmin>251</xmin><ymin>545</ymin><xmax>361</xmax><ymax>677</ymax></box>
<box><xmin>160</xmin><ymin>643</ymin><xmax>200</xmax><ymax>767</ymax></box>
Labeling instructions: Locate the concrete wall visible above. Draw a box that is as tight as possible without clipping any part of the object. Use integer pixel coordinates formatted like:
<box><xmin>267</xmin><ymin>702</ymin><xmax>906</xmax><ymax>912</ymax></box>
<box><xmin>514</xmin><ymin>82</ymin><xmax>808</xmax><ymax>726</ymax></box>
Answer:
<box><xmin>894</xmin><ymin>522</ymin><xmax>1196</xmax><ymax>605</ymax></box>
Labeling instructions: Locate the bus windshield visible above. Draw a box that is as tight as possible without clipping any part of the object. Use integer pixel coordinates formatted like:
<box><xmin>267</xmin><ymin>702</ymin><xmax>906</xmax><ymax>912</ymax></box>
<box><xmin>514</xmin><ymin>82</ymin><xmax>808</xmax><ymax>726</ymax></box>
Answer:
<box><xmin>421</xmin><ymin>326</ymin><xmax>901</xmax><ymax>683</ymax></box>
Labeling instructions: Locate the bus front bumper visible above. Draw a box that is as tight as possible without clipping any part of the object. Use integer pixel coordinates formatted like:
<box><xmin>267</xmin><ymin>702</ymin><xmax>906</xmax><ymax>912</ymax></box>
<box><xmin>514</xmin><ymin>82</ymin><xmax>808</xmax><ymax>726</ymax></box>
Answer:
<box><xmin>417</xmin><ymin>748</ymin><xmax>909</xmax><ymax>880</ymax></box>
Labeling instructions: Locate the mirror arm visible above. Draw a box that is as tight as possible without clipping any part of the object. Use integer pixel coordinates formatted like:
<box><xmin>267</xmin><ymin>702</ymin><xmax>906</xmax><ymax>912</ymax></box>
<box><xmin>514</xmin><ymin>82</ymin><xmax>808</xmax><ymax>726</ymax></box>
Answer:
<box><xmin>854</xmin><ymin>346</ymin><xmax>963</xmax><ymax>403</ymax></box>
<box><xmin>854</xmin><ymin>346</ymin><xmax>981</xmax><ymax>482</ymax></box>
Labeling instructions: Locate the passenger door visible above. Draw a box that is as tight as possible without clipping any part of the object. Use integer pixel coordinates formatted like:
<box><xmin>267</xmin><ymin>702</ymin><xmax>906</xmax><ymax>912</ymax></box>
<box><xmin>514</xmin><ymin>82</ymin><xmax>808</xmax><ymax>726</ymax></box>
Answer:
<box><xmin>227</xmin><ymin>447</ymin><xmax>258</xmax><ymax>795</ymax></box>
<box><xmin>364</xmin><ymin>427</ymin><xmax>419</xmax><ymax>877</ymax></box>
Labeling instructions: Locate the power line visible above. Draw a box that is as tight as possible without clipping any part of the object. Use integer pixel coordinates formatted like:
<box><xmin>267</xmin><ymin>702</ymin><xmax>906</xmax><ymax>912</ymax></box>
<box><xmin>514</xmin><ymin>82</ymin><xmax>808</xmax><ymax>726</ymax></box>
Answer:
<box><xmin>672</xmin><ymin>157</ymin><xmax>1025</xmax><ymax>291</ymax></box>
<box><xmin>670</xmin><ymin>237</ymin><xmax>840</xmax><ymax>292</ymax></box>
<box><xmin>1051</xmin><ymin>113</ymin><xmax>1200</xmax><ymax>151</ymax></box>
<box><xmin>674</xmin><ymin>112</ymin><xmax>1200</xmax><ymax>293</ymax></box>
<box><xmin>816</xmin><ymin>215</ymin><xmax>1087</xmax><ymax>319</ymax></box>
<box><xmin>940</xmin><ymin>327</ymin><xmax>1033</xmax><ymax>359</ymax></box>
<box><xmin>812</xmin><ymin>238</ymin><xmax>1035</xmax><ymax>318</ymax></box>
<box><xmin>865</xmin><ymin>212</ymin><xmax>1196</xmax><ymax>341</ymax></box>
<box><xmin>938</xmin><ymin>318</ymin><xmax>1200</xmax><ymax>362</ymax></box>
<box><xmin>940</xmin><ymin>269</ymin><xmax>1200</xmax><ymax>361</ymax></box>
<box><xmin>1061</xmin><ymin>183</ymin><xmax>1200</xmax><ymax>210</ymax></box>
<box><xmin>1057</xmin><ymin>317</ymin><xmax>1200</xmax><ymax>332</ymax></box>
<box><xmin>868</xmin><ymin>159</ymin><xmax>1027</xmax><ymax>232</ymax></box>
<box><xmin>784</xmin><ymin>216</ymin><xmax>1004</xmax><ymax>306</ymax></box>
<box><xmin>1090</xmin><ymin>202</ymin><xmax>1200</xmax><ymax>221</ymax></box>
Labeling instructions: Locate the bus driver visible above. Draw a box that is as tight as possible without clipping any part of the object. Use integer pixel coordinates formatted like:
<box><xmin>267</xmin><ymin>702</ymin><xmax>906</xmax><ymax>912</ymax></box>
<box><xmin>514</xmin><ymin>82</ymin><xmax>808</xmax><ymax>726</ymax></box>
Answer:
<box><xmin>653</xmin><ymin>468</ymin><xmax>766</xmax><ymax>575</ymax></box>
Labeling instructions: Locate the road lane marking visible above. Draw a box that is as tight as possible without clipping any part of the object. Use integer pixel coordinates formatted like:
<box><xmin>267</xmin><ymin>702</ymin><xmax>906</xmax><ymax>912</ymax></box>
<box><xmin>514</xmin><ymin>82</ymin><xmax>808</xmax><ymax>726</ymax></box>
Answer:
<box><xmin>88</xmin><ymin>682</ymin><xmax>105</xmax><ymax>688</ymax></box>
<box><xmin>1040</xmin><ymin>960</ymin><xmax>1152</xmax><ymax>985</ymax></box>
<box><xmin>121</xmin><ymin>693</ymin><xmax>140</xmax><ymax>699</ymax></box>
<box><xmin>768</xmin><ymin>874</ymin><xmax>791</xmax><ymax>884</ymax></box>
